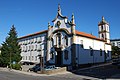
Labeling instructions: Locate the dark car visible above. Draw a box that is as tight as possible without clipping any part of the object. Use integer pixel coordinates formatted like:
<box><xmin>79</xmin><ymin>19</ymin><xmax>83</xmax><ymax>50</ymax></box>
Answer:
<box><xmin>28</xmin><ymin>64</ymin><xmax>41</xmax><ymax>72</ymax></box>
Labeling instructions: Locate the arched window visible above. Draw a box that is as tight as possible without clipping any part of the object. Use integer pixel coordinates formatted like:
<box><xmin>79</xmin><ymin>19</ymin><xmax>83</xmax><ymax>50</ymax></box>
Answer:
<box><xmin>101</xmin><ymin>25</ymin><xmax>104</xmax><ymax>31</ymax></box>
<box><xmin>102</xmin><ymin>34</ymin><xmax>104</xmax><ymax>39</ymax></box>
<box><xmin>64</xmin><ymin>50</ymin><xmax>68</xmax><ymax>60</ymax></box>
<box><xmin>51</xmin><ymin>38</ymin><xmax>54</xmax><ymax>47</ymax></box>
<box><xmin>65</xmin><ymin>35</ymin><xmax>68</xmax><ymax>46</ymax></box>
<box><xmin>56</xmin><ymin>33</ymin><xmax>61</xmax><ymax>46</ymax></box>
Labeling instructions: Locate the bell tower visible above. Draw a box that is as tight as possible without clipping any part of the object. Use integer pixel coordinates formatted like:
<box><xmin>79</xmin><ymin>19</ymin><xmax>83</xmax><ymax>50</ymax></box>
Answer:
<box><xmin>98</xmin><ymin>16</ymin><xmax>110</xmax><ymax>43</ymax></box>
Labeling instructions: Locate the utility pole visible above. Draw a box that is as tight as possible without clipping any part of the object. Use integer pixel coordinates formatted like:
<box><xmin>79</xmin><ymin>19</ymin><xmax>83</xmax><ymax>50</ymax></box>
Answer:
<box><xmin>38</xmin><ymin>54</ymin><xmax>44</xmax><ymax>72</ymax></box>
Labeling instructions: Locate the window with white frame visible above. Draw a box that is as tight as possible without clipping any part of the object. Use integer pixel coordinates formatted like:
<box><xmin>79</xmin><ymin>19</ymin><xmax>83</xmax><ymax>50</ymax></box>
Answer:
<box><xmin>37</xmin><ymin>37</ymin><xmax>42</xmax><ymax>43</ymax></box>
<box><xmin>37</xmin><ymin>44</ymin><xmax>41</xmax><ymax>51</ymax></box>
<box><xmin>26</xmin><ymin>56</ymin><xmax>27</xmax><ymax>60</ymax></box>
<box><xmin>34</xmin><ymin>38</ymin><xmax>37</xmax><ymax>43</ymax></box>
<box><xmin>22</xmin><ymin>56</ymin><xmax>24</xmax><ymax>60</ymax></box>
<box><xmin>35</xmin><ymin>56</ymin><xmax>37</xmax><ymax>61</ymax></box>
<box><xmin>32</xmin><ymin>56</ymin><xmax>34</xmax><ymax>60</ymax></box>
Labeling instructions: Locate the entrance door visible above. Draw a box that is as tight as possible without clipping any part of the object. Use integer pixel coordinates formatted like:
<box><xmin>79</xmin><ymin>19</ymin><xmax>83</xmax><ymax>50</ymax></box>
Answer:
<box><xmin>56</xmin><ymin>51</ymin><xmax>62</xmax><ymax>66</ymax></box>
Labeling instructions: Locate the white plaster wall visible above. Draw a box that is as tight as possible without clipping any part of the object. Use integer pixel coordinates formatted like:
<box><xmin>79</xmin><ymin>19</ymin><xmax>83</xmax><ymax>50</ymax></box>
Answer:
<box><xmin>75</xmin><ymin>36</ymin><xmax>110</xmax><ymax>64</ymax></box>
<box><xmin>52</xmin><ymin>17</ymin><xmax>72</xmax><ymax>33</ymax></box>
<box><xmin>19</xmin><ymin>33</ymin><xmax>47</xmax><ymax>63</ymax></box>
<box><xmin>105</xmin><ymin>44</ymin><xmax>111</xmax><ymax>60</ymax></box>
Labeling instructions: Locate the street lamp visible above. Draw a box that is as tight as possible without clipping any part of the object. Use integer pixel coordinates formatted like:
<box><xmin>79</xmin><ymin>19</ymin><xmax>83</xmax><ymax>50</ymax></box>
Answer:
<box><xmin>38</xmin><ymin>53</ymin><xmax>44</xmax><ymax>72</ymax></box>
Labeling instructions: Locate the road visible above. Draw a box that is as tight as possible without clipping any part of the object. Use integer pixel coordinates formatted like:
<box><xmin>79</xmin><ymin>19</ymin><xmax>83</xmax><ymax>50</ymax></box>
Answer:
<box><xmin>0</xmin><ymin>63</ymin><xmax>120</xmax><ymax>80</ymax></box>
<box><xmin>73</xmin><ymin>64</ymin><xmax>120</xmax><ymax>79</ymax></box>
<box><xmin>0</xmin><ymin>70</ymin><xmax>87</xmax><ymax>80</ymax></box>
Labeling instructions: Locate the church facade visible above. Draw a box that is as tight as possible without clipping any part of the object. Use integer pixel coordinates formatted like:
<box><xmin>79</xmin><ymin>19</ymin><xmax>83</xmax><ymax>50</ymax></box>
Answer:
<box><xmin>18</xmin><ymin>5</ymin><xmax>111</xmax><ymax>67</ymax></box>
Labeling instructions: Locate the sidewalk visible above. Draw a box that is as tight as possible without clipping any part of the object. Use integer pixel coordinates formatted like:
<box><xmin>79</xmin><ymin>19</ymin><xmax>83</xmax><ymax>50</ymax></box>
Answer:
<box><xmin>0</xmin><ymin>67</ymin><xmax>48</xmax><ymax>76</ymax></box>
<box><xmin>0</xmin><ymin>67</ymin><xmax>99</xmax><ymax>79</ymax></box>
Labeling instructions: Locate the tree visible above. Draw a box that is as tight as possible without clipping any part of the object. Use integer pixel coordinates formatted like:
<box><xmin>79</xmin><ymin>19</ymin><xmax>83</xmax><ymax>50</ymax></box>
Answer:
<box><xmin>112</xmin><ymin>46</ymin><xmax>120</xmax><ymax>58</ymax></box>
<box><xmin>0</xmin><ymin>25</ymin><xmax>21</xmax><ymax>67</ymax></box>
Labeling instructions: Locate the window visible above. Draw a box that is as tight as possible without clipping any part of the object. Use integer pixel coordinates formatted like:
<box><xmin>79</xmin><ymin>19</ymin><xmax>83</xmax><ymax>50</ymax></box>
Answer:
<box><xmin>30</xmin><ymin>39</ymin><xmax>34</xmax><ymax>43</ymax></box>
<box><xmin>37</xmin><ymin>37</ymin><xmax>42</xmax><ymax>43</ymax></box>
<box><xmin>102</xmin><ymin>34</ymin><xmax>104</xmax><ymax>39</ymax></box>
<box><xmin>100</xmin><ymin>49</ymin><xmax>102</xmax><ymax>56</ymax></box>
<box><xmin>34</xmin><ymin>38</ymin><xmax>37</xmax><ymax>43</ymax></box>
<box><xmin>65</xmin><ymin>36</ymin><xmax>68</xmax><ymax>46</ymax></box>
<box><xmin>50</xmin><ymin>51</ymin><xmax>54</xmax><ymax>59</ymax></box>
<box><xmin>28</xmin><ymin>40</ymin><xmax>30</xmax><ymax>44</ymax></box>
<box><xmin>35</xmin><ymin>45</ymin><xmax>37</xmax><ymax>51</ymax></box>
<box><xmin>64</xmin><ymin>50</ymin><xmax>68</xmax><ymax>60</ymax></box>
<box><xmin>58</xmin><ymin>33</ymin><xmax>61</xmax><ymax>46</ymax></box>
<box><xmin>37</xmin><ymin>44</ymin><xmax>41</xmax><ymax>51</ymax></box>
<box><xmin>51</xmin><ymin>38</ymin><xmax>54</xmax><ymax>47</ymax></box>
<box><xmin>26</xmin><ymin>46</ymin><xmax>28</xmax><ymax>51</ymax></box>
<box><xmin>29</xmin><ymin>56</ymin><xmax>30</xmax><ymax>60</ymax></box>
<box><xmin>26</xmin><ymin>56</ymin><xmax>27</xmax><ymax>60</ymax></box>
<box><xmin>31</xmin><ymin>45</ymin><xmax>34</xmax><ymax>51</ymax></box>
<box><xmin>80</xmin><ymin>40</ymin><xmax>83</xmax><ymax>48</ymax></box>
<box><xmin>22</xmin><ymin>56</ymin><xmax>24</xmax><ymax>60</ymax></box>
<box><xmin>90</xmin><ymin>47</ymin><xmax>93</xmax><ymax>56</ymax></box>
<box><xmin>101</xmin><ymin>25</ymin><xmax>104</xmax><ymax>31</ymax></box>
<box><xmin>35</xmin><ymin>56</ymin><xmax>37</xmax><ymax>61</ymax></box>
<box><xmin>32</xmin><ymin>56</ymin><xmax>34</xmax><ymax>60</ymax></box>
<box><xmin>28</xmin><ymin>45</ymin><xmax>30</xmax><ymax>51</ymax></box>
<box><xmin>107</xmin><ymin>51</ymin><xmax>109</xmax><ymax>57</ymax></box>
<box><xmin>112</xmin><ymin>42</ymin><xmax>115</xmax><ymax>46</ymax></box>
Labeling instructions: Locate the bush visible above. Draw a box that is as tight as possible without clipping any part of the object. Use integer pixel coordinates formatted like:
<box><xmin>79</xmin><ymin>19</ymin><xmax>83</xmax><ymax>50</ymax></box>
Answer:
<box><xmin>11</xmin><ymin>63</ymin><xmax>22</xmax><ymax>70</ymax></box>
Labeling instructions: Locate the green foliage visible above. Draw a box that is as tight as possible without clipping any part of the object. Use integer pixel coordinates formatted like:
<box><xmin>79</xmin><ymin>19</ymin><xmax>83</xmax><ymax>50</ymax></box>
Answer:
<box><xmin>11</xmin><ymin>63</ymin><xmax>22</xmax><ymax>70</ymax></box>
<box><xmin>0</xmin><ymin>25</ymin><xmax>22</xmax><ymax>67</ymax></box>
<box><xmin>112</xmin><ymin>46</ymin><xmax>120</xmax><ymax>58</ymax></box>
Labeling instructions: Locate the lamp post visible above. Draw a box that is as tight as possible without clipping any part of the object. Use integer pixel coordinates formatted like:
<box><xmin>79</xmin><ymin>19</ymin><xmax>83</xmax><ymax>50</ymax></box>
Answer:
<box><xmin>38</xmin><ymin>54</ymin><xmax>44</xmax><ymax>72</ymax></box>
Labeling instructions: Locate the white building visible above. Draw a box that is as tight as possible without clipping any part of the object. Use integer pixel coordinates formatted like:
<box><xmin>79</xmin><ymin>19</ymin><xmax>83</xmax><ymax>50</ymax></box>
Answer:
<box><xmin>111</xmin><ymin>39</ymin><xmax>120</xmax><ymax>48</ymax></box>
<box><xmin>18</xmin><ymin>5</ymin><xmax>111</xmax><ymax>67</ymax></box>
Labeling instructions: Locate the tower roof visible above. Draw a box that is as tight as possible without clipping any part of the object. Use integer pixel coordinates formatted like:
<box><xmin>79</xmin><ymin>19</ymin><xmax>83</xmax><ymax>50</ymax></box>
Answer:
<box><xmin>98</xmin><ymin>16</ymin><xmax>109</xmax><ymax>26</ymax></box>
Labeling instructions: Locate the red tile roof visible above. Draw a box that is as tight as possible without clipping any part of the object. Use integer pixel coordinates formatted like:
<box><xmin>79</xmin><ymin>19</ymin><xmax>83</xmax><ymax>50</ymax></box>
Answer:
<box><xmin>75</xmin><ymin>30</ymin><xmax>105</xmax><ymax>41</ymax></box>
<box><xmin>19</xmin><ymin>30</ymin><xmax>47</xmax><ymax>39</ymax></box>
<box><xmin>19</xmin><ymin>29</ymin><xmax>105</xmax><ymax>42</ymax></box>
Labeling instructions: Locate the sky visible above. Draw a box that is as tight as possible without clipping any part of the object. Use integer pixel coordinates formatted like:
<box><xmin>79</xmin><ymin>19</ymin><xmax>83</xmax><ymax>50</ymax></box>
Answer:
<box><xmin>0</xmin><ymin>0</ymin><xmax>120</xmax><ymax>45</ymax></box>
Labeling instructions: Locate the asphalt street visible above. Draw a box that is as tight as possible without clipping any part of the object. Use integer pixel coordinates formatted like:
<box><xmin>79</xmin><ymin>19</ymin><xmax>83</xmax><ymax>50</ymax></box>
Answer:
<box><xmin>0</xmin><ymin>70</ymin><xmax>87</xmax><ymax>80</ymax></box>
<box><xmin>73</xmin><ymin>64</ymin><xmax>120</xmax><ymax>79</ymax></box>
<box><xmin>0</xmin><ymin>63</ymin><xmax>120</xmax><ymax>80</ymax></box>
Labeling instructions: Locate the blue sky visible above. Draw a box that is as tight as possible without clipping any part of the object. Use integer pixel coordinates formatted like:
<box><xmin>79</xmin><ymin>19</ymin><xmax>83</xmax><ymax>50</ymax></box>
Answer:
<box><xmin>0</xmin><ymin>0</ymin><xmax>120</xmax><ymax>44</ymax></box>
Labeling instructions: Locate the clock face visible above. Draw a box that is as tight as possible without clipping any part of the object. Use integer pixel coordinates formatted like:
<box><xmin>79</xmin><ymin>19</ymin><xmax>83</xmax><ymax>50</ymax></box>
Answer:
<box><xmin>57</xmin><ymin>21</ymin><xmax>61</xmax><ymax>27</ymax></box>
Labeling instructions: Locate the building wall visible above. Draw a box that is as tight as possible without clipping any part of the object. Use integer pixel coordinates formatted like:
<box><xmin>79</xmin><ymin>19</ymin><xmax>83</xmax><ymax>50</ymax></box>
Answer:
<box><xmin>18</xmin><ymin>33</ymin><xmax>47</xmax><ymax>64</ymax></box>
<box><xmin>75</xmin><ymin>36</ymin><xmax>111</xmax><ymax>65</ymax></box>
<box><xmin>111</xmin><ymin>39</ymin><xmax>120</xmax><ymax>48</ymax></box>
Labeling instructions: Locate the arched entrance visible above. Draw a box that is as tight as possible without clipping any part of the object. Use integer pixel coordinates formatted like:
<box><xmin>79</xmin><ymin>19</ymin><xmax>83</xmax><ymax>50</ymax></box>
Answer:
<box><xmin>55</xmin><ymin>48</ymin><xmax>63</xmax><ymax>66</ymax></box>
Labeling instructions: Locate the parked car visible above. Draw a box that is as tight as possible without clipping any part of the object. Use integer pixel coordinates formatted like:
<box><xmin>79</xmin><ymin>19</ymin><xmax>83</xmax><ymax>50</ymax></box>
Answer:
<box><xmin>28</xmin><ymin>64</ymin><xmax>41</xmax><ymax>72</ymax></box>
<box><xmin>45</xmin><ymin>65</ymin><xmax>57</xmax><ymax>70</ymax></box>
